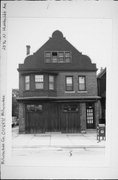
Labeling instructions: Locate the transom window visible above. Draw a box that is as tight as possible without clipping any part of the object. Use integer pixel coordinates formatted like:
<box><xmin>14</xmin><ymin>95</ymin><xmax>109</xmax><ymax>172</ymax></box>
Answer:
<box><xmin>26</xmin><ymin>104</ymin><xmax>43</xmax><ymax>112</ymax></box>
<box><xmin>63</xmin><ymin>104</ymin><xmax>78</xmax><ymax>112</ymax></box>
<box><xmin>45</xmin><ymin>51</ymin><xmax>71</xmax><ymax>63</ymax></box>
<box><xmin>25</xmin><ymin>76</ymin><xmax>30</xmax><ymax>90</ymax></box>
<box><xmin>65</xmin><ymin>76</ymin><xmax>73</xmax><ymax>91</ymax></box>
<box><xmin>78</xmin><ymin>76</ymin><xmax>86</xmax><ymax>91</ymax></box>
<box><xmin>35</xmin><ymin>75</ymin><xmax>44</xmax><ymax>89</ymax></box>
<box><xmin>49</xmin><ymin>75</ymin><xmax>55</xmax><ymax>90</ymax></box>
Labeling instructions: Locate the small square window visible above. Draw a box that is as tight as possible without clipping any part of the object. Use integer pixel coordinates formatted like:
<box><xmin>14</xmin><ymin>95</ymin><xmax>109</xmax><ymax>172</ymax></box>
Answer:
<box><xmin>65</xmin><ymin>52</ymin><xmax>71</xmax><ymax>57</ymax></box>
<box><xmin>52</xmin><ymin>52</ymin><xmax>57</xmax><ymax>56</ymax></box>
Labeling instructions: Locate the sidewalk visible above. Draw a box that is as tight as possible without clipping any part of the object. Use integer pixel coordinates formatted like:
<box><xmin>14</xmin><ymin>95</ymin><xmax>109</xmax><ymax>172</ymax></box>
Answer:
<box><xmin>12</xmin><ymin>127</ymin><xmax>105</xmax><ymax>149</ymax></box>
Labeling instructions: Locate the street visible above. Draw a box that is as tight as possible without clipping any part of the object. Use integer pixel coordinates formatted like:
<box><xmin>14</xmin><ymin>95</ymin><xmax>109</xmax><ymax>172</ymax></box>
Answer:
<box><xmin>11</xmin><ymin>126</ymin><xmax>106</xmax><ymax>166</ymax></box>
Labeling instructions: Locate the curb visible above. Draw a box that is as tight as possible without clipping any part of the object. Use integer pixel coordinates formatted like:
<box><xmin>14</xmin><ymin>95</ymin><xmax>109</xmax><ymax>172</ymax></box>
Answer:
<box><xmin>13</xmin><ymin>145</ymin><xmax>105</xmax><ymax>149</ymax></box>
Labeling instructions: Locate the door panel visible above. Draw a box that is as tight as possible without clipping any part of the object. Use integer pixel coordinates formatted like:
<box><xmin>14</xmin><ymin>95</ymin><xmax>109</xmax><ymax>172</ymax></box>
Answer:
<box><xmin>86</xmin><ymin>106</ymin><xmax>94</xmax><ymax>129</ymax></box>
<box><xmin>60</xmin><ymin>103</ymin><xmax>80</xmax><ymax>133</ymax></box>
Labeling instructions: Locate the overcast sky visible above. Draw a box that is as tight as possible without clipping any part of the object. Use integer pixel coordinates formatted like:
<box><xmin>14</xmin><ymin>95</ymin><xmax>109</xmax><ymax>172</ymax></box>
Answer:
<box><xmin>6</xmin><ymin>2</ymin><xmax>112</xmax><ymax>89</ymax></box>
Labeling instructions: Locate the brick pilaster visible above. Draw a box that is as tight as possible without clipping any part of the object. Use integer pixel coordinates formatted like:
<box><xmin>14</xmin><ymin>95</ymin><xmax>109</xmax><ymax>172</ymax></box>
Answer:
<box><xmin>19</xmin><ymin>103</ymin><xmax>25</xmax><ymax>133</ymax></box>
<box><xmin>80</xmin><ymin>103</ymin><xmax>86</xmax><ymax>133</ymax></box>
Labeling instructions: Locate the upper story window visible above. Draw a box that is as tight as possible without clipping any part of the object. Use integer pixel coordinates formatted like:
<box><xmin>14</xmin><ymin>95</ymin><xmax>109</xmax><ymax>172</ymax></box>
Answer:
<box><xmin>25</xmin><ymin>76</ymin><xmax>30</xmax><ymax>90</ymax></box>
<box><xmin>52</xmin><ymin>52</ymin><xmax>58</xmax><ymax>63</ymax></box>
<box><xmin>78</xmin><ymin>76</ymin><xmax>86</xmax><ymax>91</ymax></box>
<box><xmin>65</xmin><ymin>76</ymin><xmax>73</xmax><ymax>91</ymax></box>
<box><xmin>35</xmin><ymin>75</ymin><xmax>44</xmax><ymax>89</ymax></box>
<box><xmin>49</xmin><ymin>75</ymin><xmax>55</xmax><ymax>90</ymax></box>
<box><xmin>44</xmin><ymin>51</ymin><xmax>71</xmax><ymax>63</ymax></box>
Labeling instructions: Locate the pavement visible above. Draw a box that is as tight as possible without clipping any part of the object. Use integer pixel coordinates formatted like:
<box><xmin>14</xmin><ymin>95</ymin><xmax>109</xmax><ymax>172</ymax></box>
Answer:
<box><xmin>12</xmin><ymin>126</ymin><xmax>105</xmax><ymax>149</ymax></box>
<box><xmin>11</xmin><ymin>126</ymin><xmax>106</xmax><ymax>166</ymax></box>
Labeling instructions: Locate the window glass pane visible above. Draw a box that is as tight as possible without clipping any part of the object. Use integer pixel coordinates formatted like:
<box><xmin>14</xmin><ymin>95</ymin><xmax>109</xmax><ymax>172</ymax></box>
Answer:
<box><xmin>65</xmin><ymin>52</ymin><xmax>71</xmax><ymax>57</ymax></box>
<box><xmin>65</xmin><ymin>57</ymin><xmax>71</xmax><ymax>63</ymax></box>
<box><xmin>49</xmin><ymin>76</ymin><xmax>54</xmax><ymax>82</ymax></box>
<box><xmin>79</xmin><ymin>77</ymin><xmax>85</xmax><ymax>83</ymax></box>
<box><xmin>49</xmin><ymin>83</ymin><xmax>54</xmax><ymax>90</ymax></box>
<box><xmin>58</xmin><ymin>57</ymin><xmax>64</xmax><ymax>63</ymax></box>
<box><xmin>25</xmin><ymin>83</ymin><xmax>29</xmax><ymax>90</ymax></box>
<box><xmin>45</xmin><ymin>52</ymin><xmax>51</xmax><ymax>57</ymax></box>
<box><xmin>36</xmin><ymin>83</ymin><xmax>43</xmax><ymax>89</ymax></box>
<box><xmin>79</xmin><ymin>84</ymin><xmax>85</xmax><ymax>90</ymax></box>
<box><xmin>25</xmin><ymin>76</ymin><xmax>29</xmax><ymax>83</ymax></box>
<box><xmin>35</xmin><ymin>75</ymin><xmax>43</xmax><ymax>82</ymax></box>
<box><xmin>66</xmin><ymin>77</ymin><xmax>72</xmax><ymax>84</ymax></box>
<box><xmin>58</xmin><ymin>52</ymin><xmax>64</xmax><ymax>57</ymax></box>
<box><xmin>63</xmin><ymin>104</ymin><xmax>78</xmax><ymax>112</ymax></box>
<box><xmin>79</xmin><ymin>76</ymin><xmax>85</xmax><ymax>90</ymax></box>
<box><xmin>66</xmin><ymin>85</ymin><xmax>73</xmax><ymax>91</ymax></box>
<box><xmin>45</xmin><ymin>58</ymin><xmax>51</xmax><ymax>63</ymax></box>
<box><xmin>35</xmin><ymin>105</ymin><xmax>43</xmax><ymax>111</ymax></box>
<box><xmin>52</xmin><ymin>57</ymin><xmax>58</xmax><ymax>63</ymax></box>
<box><xmin>52</xmin><ymin>52</ymin><xmax>57</xmax><ymax>56</ymax></box>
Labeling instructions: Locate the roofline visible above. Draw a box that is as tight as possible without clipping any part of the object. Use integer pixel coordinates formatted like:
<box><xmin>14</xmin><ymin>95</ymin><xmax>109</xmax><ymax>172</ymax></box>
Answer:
<box><xmin>17</xmin><ymin>68</ymin><xmax>98</xmax><ymax>73</ymax></box>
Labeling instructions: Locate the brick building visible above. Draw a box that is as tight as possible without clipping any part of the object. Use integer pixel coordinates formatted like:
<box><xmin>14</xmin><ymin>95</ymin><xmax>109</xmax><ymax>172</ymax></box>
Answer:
<box><xmin>17</xmin><ymin>30</ymin><xmax>101</xmax><ymax>133</ymax></box>
<box><xmin>97</xmin><ymin>68</ymin><xmax>106</xmax><ymax>124</ymax></box>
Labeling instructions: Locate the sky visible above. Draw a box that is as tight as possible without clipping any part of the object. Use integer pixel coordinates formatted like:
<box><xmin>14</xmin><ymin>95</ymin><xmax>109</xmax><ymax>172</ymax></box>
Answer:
<box><xmin>6</xmin><ymin>2</ymin><xmax>112</xmax><ymax>89</ymax></box>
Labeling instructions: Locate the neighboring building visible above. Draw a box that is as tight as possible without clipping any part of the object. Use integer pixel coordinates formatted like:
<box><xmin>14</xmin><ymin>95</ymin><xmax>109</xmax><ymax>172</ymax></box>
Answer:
<box><xmin>97</xmin><ymin>68</ymin><xmax>106</xmax><ymax>124</ymax></box>
<box><xmin>12</xmin><ymin>89</ymin><xmax>19</xmax><ymax>118</ymax></box>
<box><xmin>17</xmin><ymin>30</ymin><xmax>101</xmax><ymax>133</ymax></box>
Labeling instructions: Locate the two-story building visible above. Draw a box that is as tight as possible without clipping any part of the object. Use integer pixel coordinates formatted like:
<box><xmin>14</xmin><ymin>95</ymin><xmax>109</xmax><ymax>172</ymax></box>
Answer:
<box><xmin>17</xmin><ymin>30</ymin><xmax>101</xmax><ymax>134</ymax></box>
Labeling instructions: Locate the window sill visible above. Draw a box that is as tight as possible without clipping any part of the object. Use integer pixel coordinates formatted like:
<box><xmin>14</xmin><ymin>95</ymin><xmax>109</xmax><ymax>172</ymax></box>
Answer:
<box><xmin>78</xmin><ymin>91</ymin><xmax>87</xmax><ymax>93</ymax></box>
<box><xmin>65</xmin><ymin>91</ymin><xmax>75</xmax><ymax>93</ymax></box>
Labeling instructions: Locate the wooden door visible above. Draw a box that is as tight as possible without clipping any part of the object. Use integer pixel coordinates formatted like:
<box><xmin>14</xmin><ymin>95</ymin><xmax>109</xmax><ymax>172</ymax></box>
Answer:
<box><xmin>47</xmin><ymin>103</ymin><xmax>60</xmax><ymax>132</ymax></box>
<box><xmin>60</xmin><ymin>103</ymin><xmax>80</xmax><ymax>133</ymax></box>
<box><xmin>26</xmin><ymin>104</ymin><xmax>45</xmax><ymax>133</ymax></box>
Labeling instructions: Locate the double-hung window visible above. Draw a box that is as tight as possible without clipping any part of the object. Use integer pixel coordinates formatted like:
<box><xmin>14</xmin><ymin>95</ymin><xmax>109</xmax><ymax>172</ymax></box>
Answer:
<box><xmin>52</xmin><ymin>52</ymin><xmax>58</xmax><ymax>63</ymax></box>
<box><xmin>35</xmin><ymin>75</ymin><xmax>44</xmax><ymax>89</ymax></box>
<box><xmin>78</xmin><ymin>76</ymin><xmax>86</xmax><ymax>91</ymax></box>
<box><xmin>66</xmin><ymin>76</ymin><xmax>73</xmax><ymax>91</ymax></box>
<box><xmin>25</xmin><ymin>76</ymin><xmax>30</xmax><ymax>90</ymax></box>
<box><xmin>49</xmin><ymin>75</ymin><xmax>54</xmax><ymax>90</ymax></box>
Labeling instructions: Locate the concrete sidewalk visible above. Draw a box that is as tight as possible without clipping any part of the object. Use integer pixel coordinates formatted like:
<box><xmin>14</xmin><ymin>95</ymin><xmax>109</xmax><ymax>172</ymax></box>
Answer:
<box><xmin>12</xmin><ymin>127</ymin><xmax>105</xmax><ymax>149</ymax></box>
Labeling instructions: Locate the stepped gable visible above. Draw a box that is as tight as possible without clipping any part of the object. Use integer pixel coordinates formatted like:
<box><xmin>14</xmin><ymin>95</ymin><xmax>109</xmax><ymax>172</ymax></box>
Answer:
<box><xmin>18</xmin><ymin>30</ymin><xmax>97</xmax><ymax>72</ymax></box>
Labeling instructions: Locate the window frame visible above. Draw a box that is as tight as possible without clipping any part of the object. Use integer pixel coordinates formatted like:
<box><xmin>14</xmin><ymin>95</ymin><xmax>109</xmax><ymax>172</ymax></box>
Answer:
<box><xmin>49</xmin><ymin>75</ymin><xmax>55</xmax><ymax>90</ymax></box>
<box><xmin>25</xmin><ymin>75</ymin><xmax>30</xmax><ymax>90</ymax></box>
<box><xmin>65</xmin><ymin>76</ymin><xmax>74</xmax><ymax>91</ymax></box>
<box><xmin>44</xmin><ymin>51</ymin><xmax>72</xmax><ymax>63</ymax></box>
<box><xmin>78</xmin><ymin>76</ymin><xmax>86</xmax><ymax>91</ymax></box>
<box><xmin>35</xmin><ymin>75</ymin><xmax>44</xmax><ymax>90</ymax></box>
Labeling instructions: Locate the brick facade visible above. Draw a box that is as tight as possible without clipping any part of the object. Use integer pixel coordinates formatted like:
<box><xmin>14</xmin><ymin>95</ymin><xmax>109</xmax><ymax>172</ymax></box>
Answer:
<box><xmin>17</xmin><ymin>30</ymin><xmax>100</xmax><ymax>133</ymax></box>
<box><xmin>19</xmin><ymin>103</ymin><xmax>25</xmax><ymax>133</ymax></box>
<box><xmin>80</xmin><ymin>103</ymin><xmax>86</xmax><ymax>132</ymax></box>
